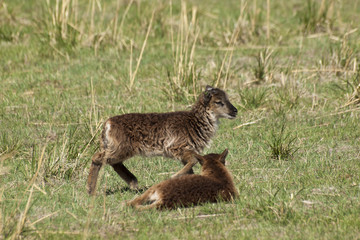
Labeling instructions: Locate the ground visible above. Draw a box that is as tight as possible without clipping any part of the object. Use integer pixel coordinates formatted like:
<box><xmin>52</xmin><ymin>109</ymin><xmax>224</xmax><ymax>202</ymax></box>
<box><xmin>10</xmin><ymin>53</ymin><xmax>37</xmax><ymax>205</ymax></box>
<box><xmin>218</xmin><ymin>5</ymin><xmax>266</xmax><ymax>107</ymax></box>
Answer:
<box><xmin>0</xmin><ymin>0</ymin><xmax>360</xmax><ymax>239</ymax></box>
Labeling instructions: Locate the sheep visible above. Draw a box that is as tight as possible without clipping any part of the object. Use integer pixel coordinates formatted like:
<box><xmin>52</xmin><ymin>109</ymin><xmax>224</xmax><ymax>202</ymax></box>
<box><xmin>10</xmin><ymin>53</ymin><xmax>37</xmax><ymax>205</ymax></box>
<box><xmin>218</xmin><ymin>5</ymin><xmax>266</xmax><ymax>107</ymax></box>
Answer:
<box><xmin>127</xmin><ymin>149</ymin><xmax>238</xmax><ymax>210</ymax></box>
<box><xmin>87</xmin><ymin>85</ymin><xmax>237</xmax><ymax>195</ymax></box>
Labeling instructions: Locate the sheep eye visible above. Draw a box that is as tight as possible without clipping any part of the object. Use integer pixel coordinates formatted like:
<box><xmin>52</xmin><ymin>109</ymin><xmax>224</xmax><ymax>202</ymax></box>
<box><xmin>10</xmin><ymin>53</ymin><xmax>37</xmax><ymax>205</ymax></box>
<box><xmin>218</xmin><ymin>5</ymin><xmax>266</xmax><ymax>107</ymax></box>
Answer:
<box><xmin>215</xmin><ymin>101</ymin><xmax>224</xmax><ymax>106</ymax></box>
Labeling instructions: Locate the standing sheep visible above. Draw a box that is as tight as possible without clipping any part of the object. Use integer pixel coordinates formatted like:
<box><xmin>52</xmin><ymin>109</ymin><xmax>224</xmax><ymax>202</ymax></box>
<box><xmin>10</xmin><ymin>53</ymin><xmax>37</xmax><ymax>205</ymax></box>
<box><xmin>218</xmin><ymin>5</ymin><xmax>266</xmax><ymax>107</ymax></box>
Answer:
<box><xmin>87</xmin><ymin>85</ymin><xmax>237</xmax><ymax>195</ymax></box>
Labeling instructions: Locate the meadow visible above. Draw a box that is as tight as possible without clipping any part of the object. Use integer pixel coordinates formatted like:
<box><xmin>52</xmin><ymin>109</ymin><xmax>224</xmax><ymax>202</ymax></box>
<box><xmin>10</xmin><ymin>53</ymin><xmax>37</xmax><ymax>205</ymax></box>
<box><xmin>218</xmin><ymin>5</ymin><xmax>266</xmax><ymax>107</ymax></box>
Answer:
<box><xmin>0</xmin><ymin>0</ymin><xmax>360</xmax><ymax>239</ymax></box>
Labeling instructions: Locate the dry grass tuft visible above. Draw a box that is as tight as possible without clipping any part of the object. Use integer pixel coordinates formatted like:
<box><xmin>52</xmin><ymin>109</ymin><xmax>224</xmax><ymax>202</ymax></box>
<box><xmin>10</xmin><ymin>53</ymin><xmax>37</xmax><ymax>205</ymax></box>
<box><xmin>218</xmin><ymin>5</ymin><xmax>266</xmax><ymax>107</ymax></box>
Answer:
<box><xmin>164</xmin><ymin>0</ymin><xmax>201</xmax><ymax>103</ymax></box>
<box><xmin>344</xmin><ymin>67</ymin><xmax>360</xmax><ymax>107</ymax></box>
<box><xmin>251</xmin><ymin>48</ymin><xmax>275</xmax><ymax>84</ymax></box>
<box><xmin>36</xmin><ymin>0</ymin><xmax>137</xmax><ymax>57</ymax></box>
<box><xmin>129</xmin><ymin>10</ymin><xmax>155</xmax><ymax>91</ymax></box>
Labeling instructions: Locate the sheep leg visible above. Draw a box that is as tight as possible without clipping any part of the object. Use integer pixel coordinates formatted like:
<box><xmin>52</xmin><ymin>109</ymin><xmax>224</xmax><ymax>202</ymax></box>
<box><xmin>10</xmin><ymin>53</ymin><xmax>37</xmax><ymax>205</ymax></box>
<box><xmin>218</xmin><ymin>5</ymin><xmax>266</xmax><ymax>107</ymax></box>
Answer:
<box><xmin>111</xmin><ymin>162</ymin><xmax>138</xmax><ymax>189</ymax></box>
<box><xmin>127</xmin><ymin>188</ymin><xmax>158</xmax><ymax>207</ymax></box>
<box><xmin>183</xmin><ymin>161</ymin><xmax>195</xmax><ymax>174</ymax></box>
<box><xmin>128</xmin><ymin>197</ymin><xmax>160</xmax><ymax>211</ymax></box>
<box><xmin>134</xmin><ymin>203</ymin><xmax>160</xmax><ymax>211</ymax></box>
<box><xmin>87</xmin><ymin>151</ymin><xmax>105</xmax><ymax>195</ymax></box>
<box><xmin>127</xmin><ymin>190</ymin><xmax>151</xmax><ymax>207</ymax></box>
<box><xmin>171</xmin><ymin>151</ymin><xmax>197</xmax><ymax>178</ymax></box>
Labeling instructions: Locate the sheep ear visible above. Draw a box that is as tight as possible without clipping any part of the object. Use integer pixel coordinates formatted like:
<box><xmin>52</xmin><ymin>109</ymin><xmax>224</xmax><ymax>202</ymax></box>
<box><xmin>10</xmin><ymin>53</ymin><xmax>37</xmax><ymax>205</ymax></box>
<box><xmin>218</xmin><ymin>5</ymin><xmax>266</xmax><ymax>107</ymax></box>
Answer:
<box><xmin>205</xmin><ymin>85</ymin><xmax>213</xmax><ymax>92</ymax></box>
<box><xmin>194</xmin><ymin>153</ymin><xmax>205</xmax><ymax>165</ymax></box>
<box><xmin>219</xmin><ymin>149</ymin><xmax>228</xmax><ymax>164</ymax></box>
<box><xmin>204</xmin><ymin>85</ymin><xmax>214</xmax><ymax>103</ymax></box>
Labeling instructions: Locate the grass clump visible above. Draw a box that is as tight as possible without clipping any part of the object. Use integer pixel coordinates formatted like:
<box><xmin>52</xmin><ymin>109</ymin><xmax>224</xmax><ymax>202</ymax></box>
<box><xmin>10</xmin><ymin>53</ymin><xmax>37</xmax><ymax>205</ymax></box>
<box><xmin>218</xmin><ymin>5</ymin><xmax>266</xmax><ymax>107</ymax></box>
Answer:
<box><xmin>252</xmin><ymin>48</ymin><xmax>275</xmax><ymax>84</ymax></box>
<box><xmin>0</xmin><ymin>3</ymin><xmax>22</xmax><ymax>43</ymax></box>
<box><xmin>330</xmin><ymin>64</ymin><xmax>360</xmax><ymax>107</ymax></box>
<box><xmin>266</xmin><ymin>116</ymin><xmax>298</xmax><ymax>160</ymax></box>
<box><xmin>34</xmin><ymin>0</ymin><xmax>137</xmax><ymax>58</ymax></box>
<box><xmin>297</xmin><ymin>0</ymin><xmax>335</xmax><ymax>34</ymax></box>
<box><xmin>238</xmin><ymin>86</ymin><xmax>268</xmax><ymax>110</ymax></box>
<box><xmin>165</xmin><ymin>65</ymin><xmax>202</xmax><ymax>103</ymax></box>
<box><xmin>253</xmin><ymin>199</ymin><xmax>296</xmax><ymax>225</ymax></box>
<box><xmin>344</xmin><ymin>66</ymin><xmax>360</xmax><ymax>106</ymax></box>
<box><xmin>35</xmin><ymin>0</ymin><xmax>80</xmax><ymax>57</ymax></box>
<box><xmin>331</xmin><ymin>40</ymin><xmax>354</xmax><ymax>71</ymax></box>
<box><xmin>274</xmin><ymin>81</ymin><xmax>301</xmax><ymax>110</ymax></box>
<box><xmin>162</xmin><ymin>1</ymin><xmax>202</xmax><ymax>103</ymax></box>
<box><xmin>0</xmin><ymin>25</ymin><xmax>18</xmax><ymax>42</ymax></box>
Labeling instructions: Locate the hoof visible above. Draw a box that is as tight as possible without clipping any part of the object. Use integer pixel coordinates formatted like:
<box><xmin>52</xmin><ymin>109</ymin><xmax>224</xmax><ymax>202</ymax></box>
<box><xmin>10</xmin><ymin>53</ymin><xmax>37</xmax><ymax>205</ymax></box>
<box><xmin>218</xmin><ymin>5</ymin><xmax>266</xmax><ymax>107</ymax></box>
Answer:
<box><xmin>87</xmin><ymin>184</ymin><xmax>96</xmax><ymax>196</ymax></box>
<box><xmin>129</xmin><ymin>180</ymin><xmax>139</xmax><ymax>190</ymax></box>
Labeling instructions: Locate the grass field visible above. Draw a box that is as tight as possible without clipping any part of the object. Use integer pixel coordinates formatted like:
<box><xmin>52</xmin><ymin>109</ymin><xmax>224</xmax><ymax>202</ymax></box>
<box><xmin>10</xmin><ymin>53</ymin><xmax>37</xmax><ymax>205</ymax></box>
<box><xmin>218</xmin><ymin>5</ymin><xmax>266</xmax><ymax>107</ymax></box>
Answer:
<box><xmin>1</xmin><ymin>0</ymin><xmax>360</xmax><ymax>239</ymax></box>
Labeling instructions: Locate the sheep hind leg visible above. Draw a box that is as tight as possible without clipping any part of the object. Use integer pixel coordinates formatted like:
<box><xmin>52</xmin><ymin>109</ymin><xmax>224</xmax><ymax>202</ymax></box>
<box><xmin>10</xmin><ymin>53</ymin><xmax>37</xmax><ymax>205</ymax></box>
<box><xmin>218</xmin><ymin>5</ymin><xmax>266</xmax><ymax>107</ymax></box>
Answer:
<box><xmin>134</xmin><ymin>202</ymin><xmax>161</xmax><ymax>211</ymax></box>
<box><xmin>87</xmin><ymin>151</ymin><xmax>105</xmax><ymax>195</ymax></box>
<box><xmin>127</xmin><ymin>188</ymin><xmax>157</xmax><ymax>208</ymax></box>
<box><xmin>111</xmin><ymin>162</ymin><xmax>138</xmax><ymax>190</ymax></box>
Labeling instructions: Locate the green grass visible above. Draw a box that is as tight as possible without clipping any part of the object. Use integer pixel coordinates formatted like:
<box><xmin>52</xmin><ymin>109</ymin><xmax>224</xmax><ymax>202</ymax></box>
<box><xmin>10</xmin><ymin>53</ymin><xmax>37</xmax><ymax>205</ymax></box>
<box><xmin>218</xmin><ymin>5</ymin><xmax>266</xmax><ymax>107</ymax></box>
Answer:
<box><xmin>1</xmin><ymin>0</ymin><xmax>360</xmax><ymax>239</ymax></box>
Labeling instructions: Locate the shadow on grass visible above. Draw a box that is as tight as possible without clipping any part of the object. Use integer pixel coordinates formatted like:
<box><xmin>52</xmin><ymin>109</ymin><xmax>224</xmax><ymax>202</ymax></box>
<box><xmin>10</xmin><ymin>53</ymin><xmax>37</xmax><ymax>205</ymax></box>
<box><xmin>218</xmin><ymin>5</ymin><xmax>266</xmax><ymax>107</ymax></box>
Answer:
<box><xmin>106</xmin><ymin>186</ymin><xmax>148</xmax><ymax>196</ymax></box>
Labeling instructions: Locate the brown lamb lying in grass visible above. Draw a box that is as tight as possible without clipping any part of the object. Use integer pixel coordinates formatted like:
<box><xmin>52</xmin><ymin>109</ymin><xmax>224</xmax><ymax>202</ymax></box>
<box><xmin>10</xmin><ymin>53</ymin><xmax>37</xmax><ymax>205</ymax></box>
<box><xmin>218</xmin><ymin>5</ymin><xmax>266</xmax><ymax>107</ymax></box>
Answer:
<box><xmin>127</xmin><ymin>149</ymin><xmax>239</xmax><ymax>210</ymax></box>
<box><xmin>87</xmin><ymin>85</ymin><xmax>238</xmax><ymax>195</ymax></box>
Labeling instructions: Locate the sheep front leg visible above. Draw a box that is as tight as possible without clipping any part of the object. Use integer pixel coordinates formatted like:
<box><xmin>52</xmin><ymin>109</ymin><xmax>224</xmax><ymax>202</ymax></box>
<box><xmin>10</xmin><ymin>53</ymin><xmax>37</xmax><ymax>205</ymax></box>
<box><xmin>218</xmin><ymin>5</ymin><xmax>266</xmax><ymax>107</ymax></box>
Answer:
<box><xmin>171</xmin><ymin>151</ymin><xmax>198</xmax><ymax>178</ymax></box>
